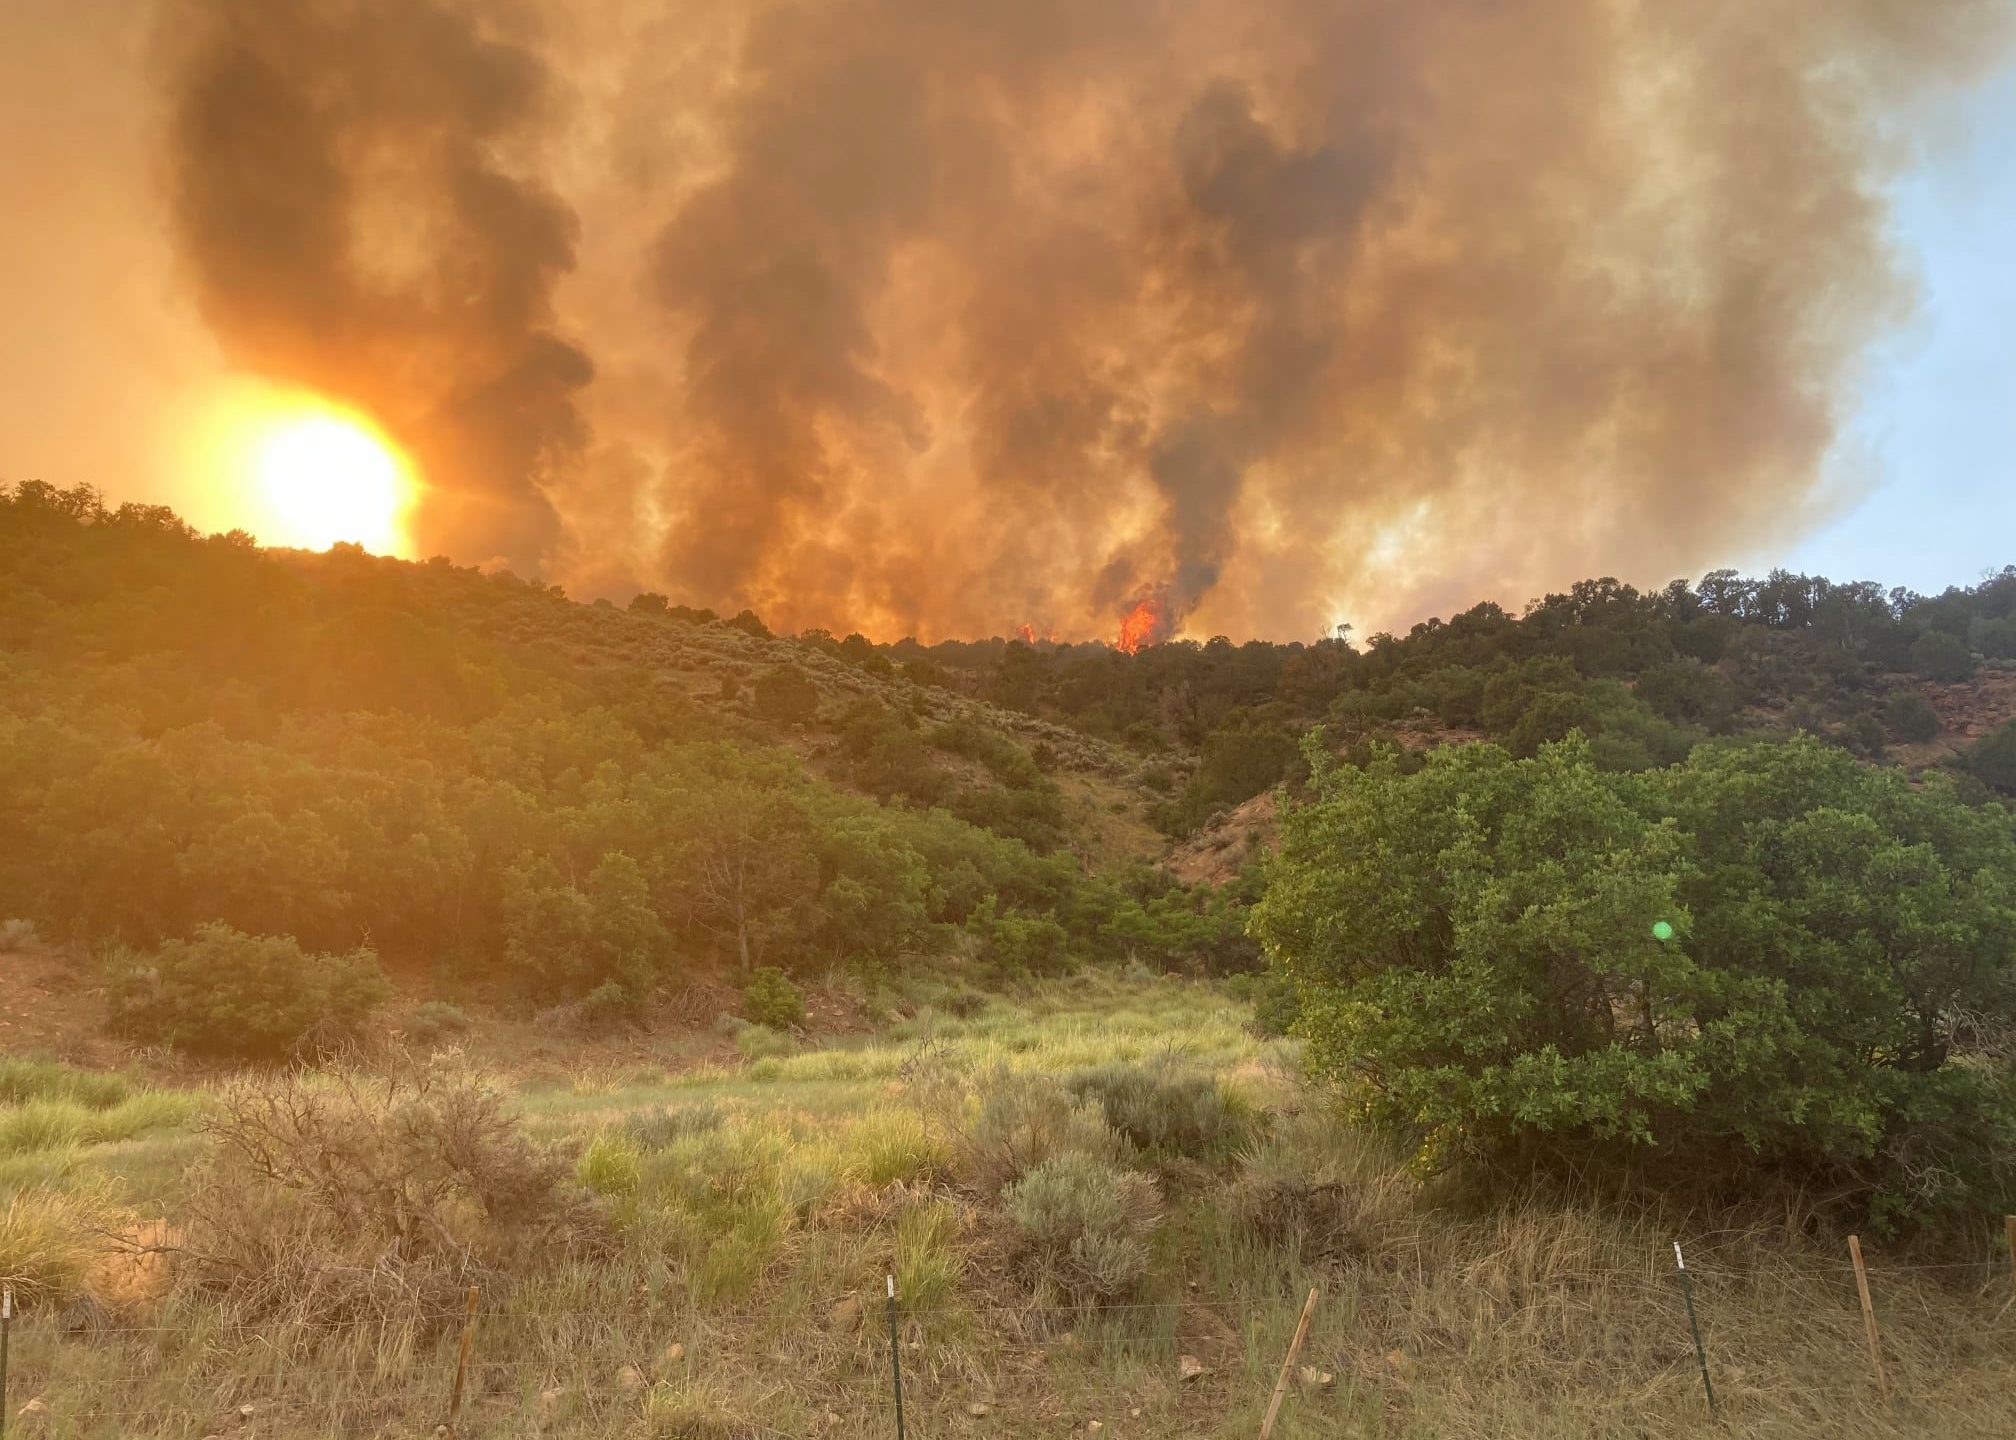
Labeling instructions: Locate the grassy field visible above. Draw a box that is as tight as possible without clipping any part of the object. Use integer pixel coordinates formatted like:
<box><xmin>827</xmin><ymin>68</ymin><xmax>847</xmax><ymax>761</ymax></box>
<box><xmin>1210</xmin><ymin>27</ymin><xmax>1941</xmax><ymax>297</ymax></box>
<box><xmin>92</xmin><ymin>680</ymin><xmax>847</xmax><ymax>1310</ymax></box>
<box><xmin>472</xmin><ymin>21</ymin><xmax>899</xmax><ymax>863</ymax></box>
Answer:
<box><xmin>3</xmin><ymin>976</ymin><xmax>2015</xmax><ymax>1438</ymax></box>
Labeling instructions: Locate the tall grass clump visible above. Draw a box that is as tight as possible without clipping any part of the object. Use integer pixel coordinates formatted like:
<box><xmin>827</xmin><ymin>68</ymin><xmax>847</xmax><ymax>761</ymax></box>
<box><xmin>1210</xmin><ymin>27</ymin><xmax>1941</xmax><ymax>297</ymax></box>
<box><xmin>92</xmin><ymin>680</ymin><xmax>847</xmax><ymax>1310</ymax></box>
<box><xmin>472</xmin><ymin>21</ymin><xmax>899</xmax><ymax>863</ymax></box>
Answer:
<box><xmin>578</xmin><ymin>1130</ymin><xmax>645</xmax><ymax>1200</ymax></box>
<box><xmin>0</xmin><ymin>1057</ymin><xmax>132</xmax><ymax>1110</ymax></box>
<box><xmin>841</xmin><ymin>1108</ymin><xmax>946</xmax><ymax>1186</ymax></box>
<box><xmin>893</xmin><ymin>1200</ymin><xmax>962</xmax><ymax>1314</ymax></box>
<box><xmin>1</xmin><ymin>1090</ymin><xmax>199</xmax><ymax>1158</ymax></box>
<box><xmin>0</xmin><ymin>1182</ymin><xmax>119</xmax><ymax>1307</ymax></box>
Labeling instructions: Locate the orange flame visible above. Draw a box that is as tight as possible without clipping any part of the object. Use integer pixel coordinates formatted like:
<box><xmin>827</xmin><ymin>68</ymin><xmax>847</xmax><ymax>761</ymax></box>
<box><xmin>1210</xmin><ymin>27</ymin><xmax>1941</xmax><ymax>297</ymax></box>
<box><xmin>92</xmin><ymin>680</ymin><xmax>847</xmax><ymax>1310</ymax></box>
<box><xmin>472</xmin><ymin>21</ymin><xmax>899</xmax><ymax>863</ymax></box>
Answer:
<box><xmin>1015</xmin><ymin>623</ymin><xmax>1038</xmax><ymax>644</ymax></box>
<box><xmin>1116</xmin><ymin>593</ymin><xmax>1169</xmax><ymax>654</ymax></box>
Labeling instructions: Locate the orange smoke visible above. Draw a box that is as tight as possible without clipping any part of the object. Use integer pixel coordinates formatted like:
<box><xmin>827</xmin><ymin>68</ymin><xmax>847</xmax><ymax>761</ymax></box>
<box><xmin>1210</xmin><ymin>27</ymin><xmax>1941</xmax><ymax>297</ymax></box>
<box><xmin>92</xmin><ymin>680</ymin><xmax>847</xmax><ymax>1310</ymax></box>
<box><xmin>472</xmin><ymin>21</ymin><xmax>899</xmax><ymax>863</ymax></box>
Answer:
<box><xmin>149</xmin><ymin>0</ymin><xmax>2016</xmax><ymax>641</ymax></box>
<box><xmin>1116</xmin><ymin>594</ymin><xmax>1170</xmax><ymax>654</ymax></box>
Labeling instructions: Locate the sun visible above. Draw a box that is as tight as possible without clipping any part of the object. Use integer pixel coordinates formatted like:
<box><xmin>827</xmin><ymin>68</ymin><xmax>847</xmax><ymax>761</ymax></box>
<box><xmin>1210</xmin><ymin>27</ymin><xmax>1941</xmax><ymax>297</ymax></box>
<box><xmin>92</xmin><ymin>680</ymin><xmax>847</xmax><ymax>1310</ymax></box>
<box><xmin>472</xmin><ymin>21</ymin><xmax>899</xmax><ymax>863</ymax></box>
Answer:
<box><xmin>249</xmin><ymin>408</ymin><xmax>415</xmax><ymax>554</ymax></box>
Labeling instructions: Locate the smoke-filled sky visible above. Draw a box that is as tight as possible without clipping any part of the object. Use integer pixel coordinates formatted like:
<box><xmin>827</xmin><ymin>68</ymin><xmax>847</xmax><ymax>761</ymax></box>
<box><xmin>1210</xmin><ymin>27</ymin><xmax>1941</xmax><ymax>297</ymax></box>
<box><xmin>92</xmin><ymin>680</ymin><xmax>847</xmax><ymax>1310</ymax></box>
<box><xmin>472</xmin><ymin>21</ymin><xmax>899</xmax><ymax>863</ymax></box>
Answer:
<box><xmin>3</xmin><ymin>0</ymin><xmax>2013</xmax><ymax>643</ymax></box>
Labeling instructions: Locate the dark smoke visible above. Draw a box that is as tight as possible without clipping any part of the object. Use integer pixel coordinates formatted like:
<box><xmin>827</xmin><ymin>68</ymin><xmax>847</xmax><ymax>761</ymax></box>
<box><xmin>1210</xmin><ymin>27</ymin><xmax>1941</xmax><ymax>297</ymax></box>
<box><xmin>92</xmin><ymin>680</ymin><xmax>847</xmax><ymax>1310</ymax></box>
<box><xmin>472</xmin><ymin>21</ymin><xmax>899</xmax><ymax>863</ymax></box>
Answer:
<box><xmin>163</xmin><ymin>0</ymin><xmax>590</xmax><ymax>569</ymax></box>
<box><xmin>161</xmin><ymin>0</ymin><xmax>2012</xmax><ymax>638</ymax></box>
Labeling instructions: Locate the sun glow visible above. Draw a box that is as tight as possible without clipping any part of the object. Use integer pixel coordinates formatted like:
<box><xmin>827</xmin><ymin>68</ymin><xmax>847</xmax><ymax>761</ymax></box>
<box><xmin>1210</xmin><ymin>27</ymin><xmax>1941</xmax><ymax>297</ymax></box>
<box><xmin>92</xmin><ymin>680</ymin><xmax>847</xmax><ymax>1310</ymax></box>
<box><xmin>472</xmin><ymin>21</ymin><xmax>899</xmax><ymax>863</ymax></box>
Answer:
<box><xmin>249</xmin><ymin>408</ymin><xmax>414</xmax><ymax>554</ymax></box>
<box><xmin>179</xmin><ymin>383</ymin><xmax>419</xmax><ymax>555</ymax></box>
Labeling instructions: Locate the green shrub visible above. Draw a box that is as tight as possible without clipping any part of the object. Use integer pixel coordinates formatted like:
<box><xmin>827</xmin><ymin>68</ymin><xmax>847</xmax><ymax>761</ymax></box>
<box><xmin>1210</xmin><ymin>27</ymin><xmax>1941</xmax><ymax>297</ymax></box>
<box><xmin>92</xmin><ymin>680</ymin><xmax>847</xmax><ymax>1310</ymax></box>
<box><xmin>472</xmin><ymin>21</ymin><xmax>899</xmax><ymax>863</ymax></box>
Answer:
<box><xmin>935</xmin><ymin>1067</ymin><xmax>1124</xmax><ymax>1196</ymax></box>
<box><xmin>1969</xmin><ymin>720</ymin><xmax>2016</xmax><ymax>794</ymax></box>
<box><xmin>579</xmin><ymin>979</ymin><xmax>642</xmax><ymax>1031</ymax></box>
<box><xmin>1882</xmin><ymin>692</ymin><xmax>1940</xmax><ymax>743</ymax></box>
<box><xmin>1067</xmin><ymin>1063</ymin><xmax>1253</xmax><ymax>1164</ymax></box>
<box><xmin>1834</xmin><ymin>710</ymin><xmax>1885</xmax><ymax>758</ymax></box>
<box><xmin>1911</xmin><ymin>629</ymin><xmax>1976</xmax><ymax>683</ymax></box>
<box><xmin>106</xmin><ymin>923</ymin><xmax>389</xmax><ymax>1058</ymax></box>
<box><xmin>405</xmin><ymin>1000</ymin><xmax>473</xmax><ymax>1044</ymax></box>
<box><xmin>753</xmin><ymin>666</ymin><xmax>820</xmax><ymax>724</ymax></box>
<box><xmin>743</xmin><ymin>967</ymin><xmax>805</xmax><ymax>1029</ymax></box>
<box><xmin>1002</xmin><ymin>1152</ymin><xmax>1161</xmax><ymax>1302</ymax></box>
<box><xmin>1256</xmin><ymin>736</ymin><xmax>2016</xmax><ymax>1230</ymax></box>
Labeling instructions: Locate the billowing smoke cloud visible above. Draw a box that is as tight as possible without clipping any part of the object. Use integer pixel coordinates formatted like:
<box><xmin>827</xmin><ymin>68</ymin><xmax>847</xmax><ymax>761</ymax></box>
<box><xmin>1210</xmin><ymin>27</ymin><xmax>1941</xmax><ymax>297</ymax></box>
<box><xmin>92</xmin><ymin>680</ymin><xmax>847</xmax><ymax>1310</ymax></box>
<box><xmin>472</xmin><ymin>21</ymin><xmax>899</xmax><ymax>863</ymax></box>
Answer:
<box><xmin>161</xmin><ymin>0</ymin><xmax>2011</xmax><ymax>639</ymax></box>
<box><xmin>163</xmin><ymin>0</ymin><xmax>590</xmax><ymax>569</ymax></box>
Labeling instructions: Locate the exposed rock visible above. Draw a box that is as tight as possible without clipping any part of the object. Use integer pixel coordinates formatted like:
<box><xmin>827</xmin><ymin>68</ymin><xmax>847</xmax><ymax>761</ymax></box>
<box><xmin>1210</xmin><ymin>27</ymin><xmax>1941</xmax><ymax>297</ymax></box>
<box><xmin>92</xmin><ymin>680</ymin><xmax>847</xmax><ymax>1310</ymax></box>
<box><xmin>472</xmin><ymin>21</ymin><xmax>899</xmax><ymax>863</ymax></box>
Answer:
<box><xmin>828</xmin><ymin>1296</ymin><xmax>863</xmax><ymax>1332</ymax></box>
<box><xmin>1179</xmin><ymin>1354</ymin><xmax>1209</xmax><ymax>1382</ymax></box>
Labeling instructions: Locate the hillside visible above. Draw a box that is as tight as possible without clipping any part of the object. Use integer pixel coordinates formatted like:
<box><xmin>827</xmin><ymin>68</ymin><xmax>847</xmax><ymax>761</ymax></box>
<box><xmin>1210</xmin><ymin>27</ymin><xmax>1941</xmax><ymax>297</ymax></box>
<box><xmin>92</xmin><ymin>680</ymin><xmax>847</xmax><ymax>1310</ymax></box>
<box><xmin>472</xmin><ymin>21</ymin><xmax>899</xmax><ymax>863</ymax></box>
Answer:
<box><xmin>2</xmin><ymin>483</ymin><xmax>1236</xmax><ymax>1029</ymax></box>
<box><xmin>884</xmin><ymin>570</ymin><xmax>2016</xmax><ymax>848</ymax></box>
<box><xmin>9</xmin><ymin>484</ymin><xmax>2016</xmax><ymax>1439</ymax></box>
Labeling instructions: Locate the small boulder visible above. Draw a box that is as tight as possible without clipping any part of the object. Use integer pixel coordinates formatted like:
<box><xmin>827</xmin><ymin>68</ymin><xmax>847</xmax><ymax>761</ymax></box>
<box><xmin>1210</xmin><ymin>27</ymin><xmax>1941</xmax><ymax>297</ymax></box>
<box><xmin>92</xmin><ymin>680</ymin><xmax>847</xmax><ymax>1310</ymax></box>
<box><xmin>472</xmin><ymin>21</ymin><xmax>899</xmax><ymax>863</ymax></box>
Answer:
<box><xmin>828</xmin><ymin>1296</ymin><xmax>863</xmax><ymax>1333</ymax></box>
<box><xmin>1178</xmin><ymin>1354</ymin><xmax>1209</xmax><ymax>1382</ymax></box>
<box><xmin>966</xmin><ymin>1401</ymin><xmax>991</xmax><ymax>1417</ymax></box>
<box><xmin>616</xmin><ymin>1364</ymin><xmax>646</xmax><ymax>1394</ymax></box>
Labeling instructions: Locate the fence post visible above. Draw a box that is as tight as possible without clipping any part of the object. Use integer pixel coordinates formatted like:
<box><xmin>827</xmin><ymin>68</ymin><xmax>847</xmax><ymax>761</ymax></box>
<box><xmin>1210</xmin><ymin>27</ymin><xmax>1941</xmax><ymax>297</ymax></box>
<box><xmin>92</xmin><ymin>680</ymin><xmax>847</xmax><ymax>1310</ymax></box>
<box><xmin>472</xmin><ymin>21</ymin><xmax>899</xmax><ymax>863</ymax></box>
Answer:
<box><xmin>2</xmin><ymin>1284</ymin><xmax>13</xmax><ymax>1440</ymax></box>
<box><xmin>1257</xmin><ymin>1287</ymin><xmax>1319</xmax><ymax>1440</ymax></box>
<box><xmin>1847</xmin><ymin>1236</ymin><xmax>1890</xmax><ymax>1404</ymax></box>
<box><xmin>1672</xmin><ymin>1243</ymin><xmax>1717</xmax><ymax>1418</ymax></box>
<box><xmin>444</xmin><ymin>1284</ymin><xmax>481</xmax><ymax>1437</ymax></box>
<box><xmin>885</xmin><ymin>1274</ymin><xmax>907</xmax><ymax>1440</ymax></box>
<box><xmin>2005</xmin><ymin>1216</ymin><xmax>2015</xmax><ymax>1300</ymax></box>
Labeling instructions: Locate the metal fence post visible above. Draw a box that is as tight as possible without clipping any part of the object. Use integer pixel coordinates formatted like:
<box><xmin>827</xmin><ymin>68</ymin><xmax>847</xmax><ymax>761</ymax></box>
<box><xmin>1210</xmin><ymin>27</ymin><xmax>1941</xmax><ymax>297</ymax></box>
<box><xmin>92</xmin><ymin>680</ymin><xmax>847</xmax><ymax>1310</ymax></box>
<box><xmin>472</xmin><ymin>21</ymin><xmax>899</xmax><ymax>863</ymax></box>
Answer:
<box><xmin>886</xmin><ymin>1274</ymin><xmax>907</xmax><ymax>1440</ymax></box>
<box><xmin>1673</xmin><ymin>1243</ymin><xmax>1717</xmax><ymax>1418</ymax></box>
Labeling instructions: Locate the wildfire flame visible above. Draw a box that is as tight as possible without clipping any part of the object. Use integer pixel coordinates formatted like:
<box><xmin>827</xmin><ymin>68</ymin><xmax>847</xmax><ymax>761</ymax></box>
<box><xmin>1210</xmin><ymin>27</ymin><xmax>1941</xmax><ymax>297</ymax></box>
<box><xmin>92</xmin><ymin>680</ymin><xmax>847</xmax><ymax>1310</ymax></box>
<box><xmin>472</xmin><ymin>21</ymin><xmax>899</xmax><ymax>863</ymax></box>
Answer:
<box><xmin>1015</xmin><ymin>623</ymin><xmax>1038</xmax><ymax>645</ymax></box>
<box><xmin>1115</xmin><ymin>593</ymin><xmax>1169</xmax><ymax>655</ymax></box>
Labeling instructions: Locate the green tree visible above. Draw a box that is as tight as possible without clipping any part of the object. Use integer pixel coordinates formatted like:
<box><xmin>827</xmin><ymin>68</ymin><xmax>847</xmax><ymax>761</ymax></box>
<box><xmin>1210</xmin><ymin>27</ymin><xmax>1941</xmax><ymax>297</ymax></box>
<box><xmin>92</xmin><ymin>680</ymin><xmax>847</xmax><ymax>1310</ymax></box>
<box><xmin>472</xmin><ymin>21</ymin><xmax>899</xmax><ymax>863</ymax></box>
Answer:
<box><xmin>1255</xmin><ymin>735</ymin><xmax>2016</xmax><ymax>1227</ymax></box>
<box><xmin>501</xmin><ymin>851</ymin><xmax>670</xmax><ymax>997</ymax></box>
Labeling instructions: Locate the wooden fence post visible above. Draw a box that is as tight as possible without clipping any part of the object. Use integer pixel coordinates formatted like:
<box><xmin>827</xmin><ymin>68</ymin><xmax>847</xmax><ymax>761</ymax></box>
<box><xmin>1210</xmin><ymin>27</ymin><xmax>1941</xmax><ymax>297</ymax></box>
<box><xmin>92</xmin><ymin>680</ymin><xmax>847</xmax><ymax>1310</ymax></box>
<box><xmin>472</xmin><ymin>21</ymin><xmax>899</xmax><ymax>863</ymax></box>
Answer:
<box><xmin>444</xmin><ymin>1285</ymin><xmax>481</xmax><ymax>1437</ymax></box>
<box><xmin>2</xmin><ymin>1284</ymin><xmax>13</xmax><ymax>1440</ymax></box>
<box><xmin>1847</xmin><ymin>1237</ymin><xmax>1889</xmax><ymax>1404</ymax></box>
<box><xmin>1257</xmin><ymin>1288</ymin><xmax>1319</xmax><ymax>1440</ymax></box>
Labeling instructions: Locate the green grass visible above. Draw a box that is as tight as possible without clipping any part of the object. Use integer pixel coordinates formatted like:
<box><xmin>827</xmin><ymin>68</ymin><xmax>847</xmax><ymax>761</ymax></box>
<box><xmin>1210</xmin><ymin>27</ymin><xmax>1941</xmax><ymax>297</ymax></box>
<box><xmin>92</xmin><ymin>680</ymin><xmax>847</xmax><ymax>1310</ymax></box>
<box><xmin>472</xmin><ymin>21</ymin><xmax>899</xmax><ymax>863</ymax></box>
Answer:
<box><xmin>4</xmin><ymin>975</ymin><xmax>2016</xmax><ymax>1438</ymax></box>
<box><xmin>0</xmin><ymin>1056</ymin><xmax>135</xmax><ymax>1109</ymax></box>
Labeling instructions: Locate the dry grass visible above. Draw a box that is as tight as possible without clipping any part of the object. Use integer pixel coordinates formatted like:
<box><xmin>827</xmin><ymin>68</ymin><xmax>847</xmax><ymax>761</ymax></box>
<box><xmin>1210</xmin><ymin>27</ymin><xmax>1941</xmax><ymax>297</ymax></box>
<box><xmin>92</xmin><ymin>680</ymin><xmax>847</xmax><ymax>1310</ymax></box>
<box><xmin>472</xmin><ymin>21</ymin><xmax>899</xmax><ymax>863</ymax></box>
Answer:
<box><xmin>1</xmin><ymin>977</ymin><xmax>2013</xmax><ymax>1438</ymax></box>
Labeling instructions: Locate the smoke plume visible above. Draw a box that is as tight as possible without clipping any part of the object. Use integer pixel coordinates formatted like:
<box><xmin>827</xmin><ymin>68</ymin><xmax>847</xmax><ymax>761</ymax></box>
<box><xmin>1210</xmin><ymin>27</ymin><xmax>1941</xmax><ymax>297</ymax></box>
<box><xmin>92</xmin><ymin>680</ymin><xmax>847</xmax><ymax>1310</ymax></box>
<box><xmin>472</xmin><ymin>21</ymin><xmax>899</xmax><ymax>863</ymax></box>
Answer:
<box><xmin>161</xmin><ymin>0</ymin><xmax>2011</xmax><ymax>638</ymax></box>
<box><xmin>164</xmin><ymin>0</ymin><xmax>590</xmax><ymax>570</ymax></box>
